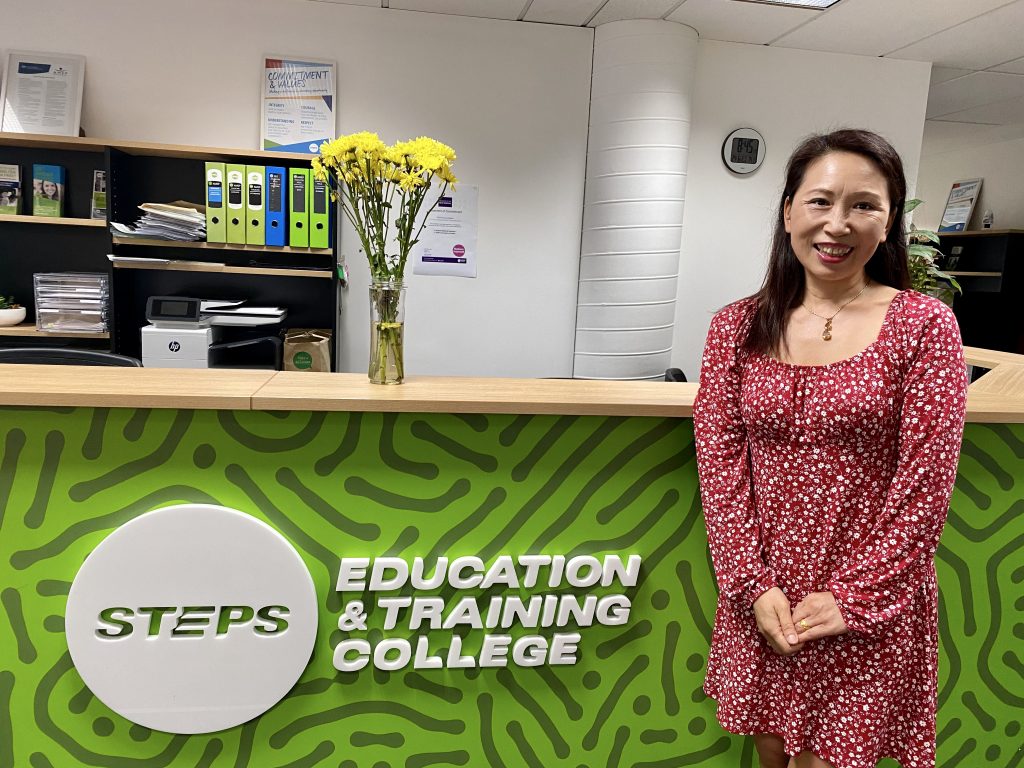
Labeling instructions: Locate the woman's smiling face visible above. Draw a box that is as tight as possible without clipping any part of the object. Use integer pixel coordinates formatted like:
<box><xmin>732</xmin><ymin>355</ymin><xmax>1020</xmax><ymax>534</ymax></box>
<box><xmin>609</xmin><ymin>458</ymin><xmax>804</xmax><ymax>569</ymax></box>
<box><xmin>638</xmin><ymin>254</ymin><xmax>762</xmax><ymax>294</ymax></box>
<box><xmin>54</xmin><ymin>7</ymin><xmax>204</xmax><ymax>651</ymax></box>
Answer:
<box><xmin>784</xmin><ymin>150</ymin><xmax>895</xmax><ymax>287</ymax></box>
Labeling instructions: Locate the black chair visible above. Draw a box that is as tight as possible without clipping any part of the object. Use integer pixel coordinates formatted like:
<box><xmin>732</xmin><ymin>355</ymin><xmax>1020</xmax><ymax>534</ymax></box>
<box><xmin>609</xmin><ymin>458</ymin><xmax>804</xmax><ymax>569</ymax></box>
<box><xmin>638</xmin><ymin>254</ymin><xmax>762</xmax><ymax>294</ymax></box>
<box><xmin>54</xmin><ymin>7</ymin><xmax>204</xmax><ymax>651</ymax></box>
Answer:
<box><xmin>664</xmin><ymin>368</ymin><xmax>687</xmax><ymax>382</ymax></box>
<box><xmin>0</xmin><ymin>347</ymin><xmax>142</xmax><ymax>367</ymax></box>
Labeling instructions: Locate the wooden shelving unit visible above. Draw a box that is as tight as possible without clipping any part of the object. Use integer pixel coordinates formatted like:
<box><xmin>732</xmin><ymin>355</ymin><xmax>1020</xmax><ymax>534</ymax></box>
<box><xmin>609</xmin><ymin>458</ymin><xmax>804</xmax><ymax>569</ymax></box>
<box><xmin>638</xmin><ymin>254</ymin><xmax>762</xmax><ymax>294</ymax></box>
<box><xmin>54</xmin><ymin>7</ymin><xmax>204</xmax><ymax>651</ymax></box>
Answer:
<box><xmin>0</xmin><ymin>132</ymin><xmax>339</xmax><ymax>368</ymax></box>
<box><xmin>0</xmin><ymin>323</ymin><xmax>109</xmax><ymax>339</ymax></box>
<box><xmin>946</xmin><ymin>271</ymin><xmax>1002</xmax><ymax>277</ymax></box>
<box><xmin>0</xmin><ymin>214</ymin><xmax>106</xmax><ymax>228</ymax></box>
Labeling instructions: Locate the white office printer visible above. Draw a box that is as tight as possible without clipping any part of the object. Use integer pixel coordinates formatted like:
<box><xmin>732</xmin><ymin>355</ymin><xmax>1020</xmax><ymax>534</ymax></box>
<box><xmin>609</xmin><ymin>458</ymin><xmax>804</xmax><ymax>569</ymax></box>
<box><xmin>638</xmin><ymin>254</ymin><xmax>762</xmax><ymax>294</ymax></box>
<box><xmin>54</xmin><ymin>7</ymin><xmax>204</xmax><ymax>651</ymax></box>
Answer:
<box><xmin>141</xmin><ymin>296</ymin><xmax>286</xmax><ymax>369</ymax></box>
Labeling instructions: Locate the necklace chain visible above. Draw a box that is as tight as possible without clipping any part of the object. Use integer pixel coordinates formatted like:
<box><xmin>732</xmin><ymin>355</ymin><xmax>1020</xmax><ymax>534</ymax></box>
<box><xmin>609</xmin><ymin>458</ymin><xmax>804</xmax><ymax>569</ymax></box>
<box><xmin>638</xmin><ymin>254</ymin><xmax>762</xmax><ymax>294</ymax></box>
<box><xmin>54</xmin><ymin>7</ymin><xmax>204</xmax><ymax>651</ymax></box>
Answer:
<box><xmin>802</xmin><ymin>280</ymin><xmax>870</xmax><ymax>342</ymax></box>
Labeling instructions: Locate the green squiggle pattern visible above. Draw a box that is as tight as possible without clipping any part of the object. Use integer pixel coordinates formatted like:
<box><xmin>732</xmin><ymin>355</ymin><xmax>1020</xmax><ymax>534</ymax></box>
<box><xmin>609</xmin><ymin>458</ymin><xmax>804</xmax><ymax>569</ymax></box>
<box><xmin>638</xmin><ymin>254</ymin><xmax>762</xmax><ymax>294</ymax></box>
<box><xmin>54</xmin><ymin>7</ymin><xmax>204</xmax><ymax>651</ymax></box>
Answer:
<box><xmin>0</xmin><ymin>409</ymin><xmax>1018</xmax><ymax>766</ymax></box>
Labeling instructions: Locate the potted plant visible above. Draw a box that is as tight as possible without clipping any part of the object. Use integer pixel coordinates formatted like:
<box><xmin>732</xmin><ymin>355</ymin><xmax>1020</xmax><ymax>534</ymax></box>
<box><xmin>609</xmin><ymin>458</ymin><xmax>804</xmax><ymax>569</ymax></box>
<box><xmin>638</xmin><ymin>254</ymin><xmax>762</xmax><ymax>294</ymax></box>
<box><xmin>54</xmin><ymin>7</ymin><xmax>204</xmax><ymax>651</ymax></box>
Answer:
<box><xmin>0</xmin><ymin>295</ymin><xmax>26</xmax><ymax>327</ymax></box>
<box><xmin>906</xmin><ymin>199</ymin><xmax>961</xmax><ymax>305</ymax></box>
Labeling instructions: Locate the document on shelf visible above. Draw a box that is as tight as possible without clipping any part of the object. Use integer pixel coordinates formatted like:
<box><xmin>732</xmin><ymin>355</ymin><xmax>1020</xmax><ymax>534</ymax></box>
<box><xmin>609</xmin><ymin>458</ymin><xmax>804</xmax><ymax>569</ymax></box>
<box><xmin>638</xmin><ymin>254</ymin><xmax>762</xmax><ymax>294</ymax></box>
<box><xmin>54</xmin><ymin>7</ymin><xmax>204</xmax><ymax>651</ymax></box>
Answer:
<box><xmin>0</xmin><ymin>51</ymin><xmax>85</xmax><ymax>136</ymax></box>
<box><xmin>412</xmin><ymin>185</ymin><xmax>478</xmax><ymax>278</ymax></box>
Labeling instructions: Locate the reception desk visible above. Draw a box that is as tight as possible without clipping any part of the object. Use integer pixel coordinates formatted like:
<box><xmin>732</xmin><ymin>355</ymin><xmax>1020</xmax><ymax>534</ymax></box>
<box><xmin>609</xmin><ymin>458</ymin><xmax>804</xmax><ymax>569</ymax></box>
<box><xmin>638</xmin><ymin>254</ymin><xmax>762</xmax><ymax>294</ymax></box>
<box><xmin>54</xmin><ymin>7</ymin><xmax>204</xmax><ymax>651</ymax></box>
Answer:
<box><xmin>0</xmin><ymin>350</ymin><xmax>1020</xmax><ymax>766</ymax></box>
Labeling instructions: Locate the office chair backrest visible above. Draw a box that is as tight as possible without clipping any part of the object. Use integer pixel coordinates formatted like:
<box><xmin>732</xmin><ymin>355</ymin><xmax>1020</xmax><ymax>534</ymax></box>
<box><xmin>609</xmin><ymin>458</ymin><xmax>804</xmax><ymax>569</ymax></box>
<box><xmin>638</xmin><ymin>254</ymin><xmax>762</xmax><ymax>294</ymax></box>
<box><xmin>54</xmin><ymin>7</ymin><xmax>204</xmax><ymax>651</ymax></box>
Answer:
<box><xmin>0</xmin><ymin>347</ymin><xmax>143</xmax><ymax>367</ymax></box>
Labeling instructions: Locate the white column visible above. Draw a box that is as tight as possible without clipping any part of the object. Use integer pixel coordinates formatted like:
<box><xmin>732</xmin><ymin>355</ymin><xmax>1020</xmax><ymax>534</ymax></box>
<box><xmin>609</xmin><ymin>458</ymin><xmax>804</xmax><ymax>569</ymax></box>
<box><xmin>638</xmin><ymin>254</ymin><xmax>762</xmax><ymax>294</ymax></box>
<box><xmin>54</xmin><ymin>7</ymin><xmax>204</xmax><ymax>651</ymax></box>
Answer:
<box><xmin>573</xmin><ymin>20</ymin><xmax>698</xmax><ymax>380</ymax></box>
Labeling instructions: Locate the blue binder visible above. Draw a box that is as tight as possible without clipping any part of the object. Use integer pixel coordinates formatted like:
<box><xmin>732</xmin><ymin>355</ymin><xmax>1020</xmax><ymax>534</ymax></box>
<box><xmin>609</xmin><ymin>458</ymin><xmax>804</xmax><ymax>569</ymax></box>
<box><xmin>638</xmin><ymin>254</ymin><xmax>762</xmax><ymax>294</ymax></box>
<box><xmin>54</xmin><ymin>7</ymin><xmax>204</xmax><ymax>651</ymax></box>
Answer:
<box><xmin>265</xmin><ymin>166</ymin><xmax>287</xmax><ymax>247</ymax></box>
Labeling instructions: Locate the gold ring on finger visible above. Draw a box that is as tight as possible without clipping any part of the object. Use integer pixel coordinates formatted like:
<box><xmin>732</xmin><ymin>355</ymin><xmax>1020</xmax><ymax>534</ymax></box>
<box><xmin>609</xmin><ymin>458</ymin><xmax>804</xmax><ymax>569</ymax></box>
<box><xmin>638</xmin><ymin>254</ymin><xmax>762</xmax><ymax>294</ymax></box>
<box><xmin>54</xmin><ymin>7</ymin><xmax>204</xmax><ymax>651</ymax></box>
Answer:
<box><xmin>798</xmin><ymin>619</ymin><xmax>810</xmax><ymax>630</ymax></box>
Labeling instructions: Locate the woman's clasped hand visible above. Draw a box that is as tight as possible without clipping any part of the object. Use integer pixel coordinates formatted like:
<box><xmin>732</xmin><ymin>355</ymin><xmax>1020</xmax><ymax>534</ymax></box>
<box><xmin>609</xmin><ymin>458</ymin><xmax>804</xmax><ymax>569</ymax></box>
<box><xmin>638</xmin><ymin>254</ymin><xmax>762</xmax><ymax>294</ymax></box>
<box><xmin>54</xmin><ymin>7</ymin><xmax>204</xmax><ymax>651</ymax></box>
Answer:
<box><xmin>752</xmin><ymin>588</ymin><xmax>849</xmax><ymax>655</ymax></box>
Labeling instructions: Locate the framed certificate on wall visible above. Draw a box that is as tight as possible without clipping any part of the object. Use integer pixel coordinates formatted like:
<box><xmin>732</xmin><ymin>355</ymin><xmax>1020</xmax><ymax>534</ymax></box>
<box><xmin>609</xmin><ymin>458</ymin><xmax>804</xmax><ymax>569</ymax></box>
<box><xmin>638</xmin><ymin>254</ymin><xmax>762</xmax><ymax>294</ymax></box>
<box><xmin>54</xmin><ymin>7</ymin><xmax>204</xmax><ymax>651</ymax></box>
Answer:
<box><xmin>0</xmin><ymin>51</ymin><xmax>85</xmax><ymax>136</ymax></box>
<box><xmin>938</xmin><ymin>178</ymin><xmax>983</xmax><ymax>232</ymax></box>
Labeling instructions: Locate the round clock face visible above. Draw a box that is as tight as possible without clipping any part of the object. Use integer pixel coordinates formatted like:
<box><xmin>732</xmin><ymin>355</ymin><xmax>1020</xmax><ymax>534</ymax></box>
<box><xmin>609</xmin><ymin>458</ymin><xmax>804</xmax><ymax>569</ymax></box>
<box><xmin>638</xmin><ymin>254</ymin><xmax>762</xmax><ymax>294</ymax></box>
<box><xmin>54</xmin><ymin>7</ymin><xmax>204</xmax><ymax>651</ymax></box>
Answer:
<box><xmin>722</xmin><ymin>128</ymin><xmax>765</xmax><ymax>175</ymax></box>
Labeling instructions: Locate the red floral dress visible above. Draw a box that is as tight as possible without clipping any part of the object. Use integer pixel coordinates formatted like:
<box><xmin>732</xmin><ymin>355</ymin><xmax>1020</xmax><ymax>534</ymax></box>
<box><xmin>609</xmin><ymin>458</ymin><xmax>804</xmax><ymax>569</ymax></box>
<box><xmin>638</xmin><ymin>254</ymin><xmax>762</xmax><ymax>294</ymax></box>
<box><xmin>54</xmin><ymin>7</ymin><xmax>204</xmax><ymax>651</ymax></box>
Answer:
<box><xmin>693</xmin><ymin>290</ymin><xmax>968</xmax><ymax>768</ymax></box>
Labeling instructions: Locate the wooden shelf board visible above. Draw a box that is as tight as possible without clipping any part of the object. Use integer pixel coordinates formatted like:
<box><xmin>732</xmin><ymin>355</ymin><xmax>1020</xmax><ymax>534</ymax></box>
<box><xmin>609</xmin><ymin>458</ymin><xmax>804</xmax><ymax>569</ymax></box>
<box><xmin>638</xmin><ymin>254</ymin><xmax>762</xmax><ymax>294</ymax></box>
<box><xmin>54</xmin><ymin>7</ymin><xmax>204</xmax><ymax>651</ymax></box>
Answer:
<box><xmin>111</xmin><ymin>236</ymin><xmax>331</xmax><ymax>255</ymax></box>
<box><xmin>111</xmin><ymin>261</ymin><xmax>332</xmax><ymax>279</ymax></box>
<box><xmin>0</xmin><ymin>322</ymin><xmax>109</xmax><ymax>339</ymax></box>
<box><xmin>945</xmin><ymin>271</ymin><xmax>1002</xmax><ymax>277</ymax></box>
<box><xmin>0</xmin><ymin>131</ymin><xmax>315</xmax><ymax>162</ymax></box>
<box><xmin>0</xmin><ymin>213</ymin><xmax>106</xmax><ymax>228</ymax></box>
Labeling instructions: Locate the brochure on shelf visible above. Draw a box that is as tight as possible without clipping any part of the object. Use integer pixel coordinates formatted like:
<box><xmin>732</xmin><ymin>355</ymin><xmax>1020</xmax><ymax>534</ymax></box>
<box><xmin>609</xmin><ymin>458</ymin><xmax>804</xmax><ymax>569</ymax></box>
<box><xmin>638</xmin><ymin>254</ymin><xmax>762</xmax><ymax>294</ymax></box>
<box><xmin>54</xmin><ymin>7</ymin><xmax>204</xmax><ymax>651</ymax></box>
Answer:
<box><xmin>91</xmin><ymin>170</ymin><xmax>106</xmax><ymax>220</ymax></box>
<box><xmin>0</xmin><ymin>164</ymin><xmax>20</xmax><ymax>213</ymax></box>
<box><xmin>32</xmin><ymin>164</ymin><xmax>65</xmax><ymax>217</ymax></box>
<box><xmin>245</xmin><ymin>165</ymin><xmax>266</xmax><ymax>246</ymax></box>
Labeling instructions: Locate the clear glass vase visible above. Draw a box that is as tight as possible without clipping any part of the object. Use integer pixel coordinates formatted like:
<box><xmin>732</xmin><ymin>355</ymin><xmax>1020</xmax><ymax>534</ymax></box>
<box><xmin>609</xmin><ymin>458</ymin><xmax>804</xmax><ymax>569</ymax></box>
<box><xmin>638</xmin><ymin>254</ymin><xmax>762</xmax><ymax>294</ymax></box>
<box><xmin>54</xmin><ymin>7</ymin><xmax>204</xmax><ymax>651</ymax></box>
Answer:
<box><xmin>368</xmin><ymin>280</ymin><xmax>405</xmax><ymax>384</ymax></box>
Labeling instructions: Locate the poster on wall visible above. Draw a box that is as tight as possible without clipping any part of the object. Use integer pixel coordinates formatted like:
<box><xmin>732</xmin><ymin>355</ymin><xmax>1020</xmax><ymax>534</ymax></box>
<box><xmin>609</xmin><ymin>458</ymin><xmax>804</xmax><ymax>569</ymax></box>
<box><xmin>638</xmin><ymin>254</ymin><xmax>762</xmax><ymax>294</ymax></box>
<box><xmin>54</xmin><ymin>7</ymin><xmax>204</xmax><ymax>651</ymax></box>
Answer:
<box><xmin>260</xmin><ymin>55</ymin><xmax>336</xmax><ymax>154</ymax></box>
<box><xmin>938</xmin><ymin>178</ymin><xmax>983</xmax><ymax>232</ymax></box>
<box><xmin>412</xmin><ymin>185</ymin><xmax>479</xmax><ymax>278</ymax></box>
<box><xmin>0</xmin><ymin>50</ymin><xmax>85</xmax><ymax>136</ymax></box>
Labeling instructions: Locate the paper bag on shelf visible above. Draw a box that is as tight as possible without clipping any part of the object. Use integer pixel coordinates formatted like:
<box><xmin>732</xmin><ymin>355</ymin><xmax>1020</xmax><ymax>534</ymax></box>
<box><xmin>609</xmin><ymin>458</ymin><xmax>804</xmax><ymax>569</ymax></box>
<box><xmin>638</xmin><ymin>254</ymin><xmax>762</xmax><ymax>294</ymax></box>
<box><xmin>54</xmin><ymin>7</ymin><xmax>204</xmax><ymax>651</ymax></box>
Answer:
<box><xmin>283</xmin><ymin>328</ymin><xmax>332</xmax><ymax>372</ymax></box>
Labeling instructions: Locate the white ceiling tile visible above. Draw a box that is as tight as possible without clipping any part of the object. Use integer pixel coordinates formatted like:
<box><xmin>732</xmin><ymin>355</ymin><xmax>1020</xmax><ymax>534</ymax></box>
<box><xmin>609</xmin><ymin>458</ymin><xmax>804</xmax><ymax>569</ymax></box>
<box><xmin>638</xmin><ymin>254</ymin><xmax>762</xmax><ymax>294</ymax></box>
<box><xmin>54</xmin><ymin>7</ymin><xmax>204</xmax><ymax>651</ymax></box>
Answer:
<box><xmin>772</xmin><ymin>0</ymin><xmax>1015</xmax><ymax>58</ymax></box>
<box><xmin>524</xmin><ymin>0</ymin><xmax>603</xmax><ymax>25</ymax></box>
<box><xmin>389</xmin><ymin>0</ymin><xmax>526</xmax><ymax>20</ymax></box>
<box><xmin>887</xmin><ymin>1</ymin><xmax>1024</xmax><ymax>69</ymax></box>
<box><xmin>930</xmin><ymin>66</ymin><xmax>973</xmax><ymax>85</ymax></box>
<box><xmin>665</xmin><ymin>0</ymin><xmax>817</xmax><ymax>44</ymax></box>
<box><xmin>990</xmin><ymin>56</ymin><xmax>1024</xmax><ymax>74</ymax></box>
<box><xmin>926</xmin><ymin>71</ymin><xmax>1024</xmax><ymax>118</ymax></box>
<box><xmin>921</xmin><ymin>119</ymin><xmax>1024</xmax><ymax>155</ymax></box>
<box><xmin>935</xmin><ymin>96</ymin><xmax>1024</xmax><ymax>126</ymax></box>
<box><xmin>589</xmin><ymin>0</ymin><xmax>682</xmax><ymax>26</ymax></box>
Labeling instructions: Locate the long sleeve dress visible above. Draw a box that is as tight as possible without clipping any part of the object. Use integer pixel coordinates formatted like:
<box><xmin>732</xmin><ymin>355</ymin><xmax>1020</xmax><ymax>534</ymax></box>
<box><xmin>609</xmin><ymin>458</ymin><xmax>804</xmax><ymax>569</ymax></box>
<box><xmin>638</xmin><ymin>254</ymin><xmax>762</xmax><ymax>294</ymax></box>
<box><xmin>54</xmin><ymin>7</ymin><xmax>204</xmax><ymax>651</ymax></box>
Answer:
<box><xmin>692</xmin><ymin>290</ymin><xmax>968</xmax><ymax>768</ymax></box>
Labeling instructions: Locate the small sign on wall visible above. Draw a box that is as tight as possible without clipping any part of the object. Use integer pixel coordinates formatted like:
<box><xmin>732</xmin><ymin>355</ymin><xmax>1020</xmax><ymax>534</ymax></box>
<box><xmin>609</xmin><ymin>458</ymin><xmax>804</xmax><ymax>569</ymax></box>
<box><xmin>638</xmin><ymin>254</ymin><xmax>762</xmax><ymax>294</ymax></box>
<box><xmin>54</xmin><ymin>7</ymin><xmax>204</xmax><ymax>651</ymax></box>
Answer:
<box><xmin>413</xmin><ymin>185</ymin><xmax>478</xmax><ymax>278</ymax></box>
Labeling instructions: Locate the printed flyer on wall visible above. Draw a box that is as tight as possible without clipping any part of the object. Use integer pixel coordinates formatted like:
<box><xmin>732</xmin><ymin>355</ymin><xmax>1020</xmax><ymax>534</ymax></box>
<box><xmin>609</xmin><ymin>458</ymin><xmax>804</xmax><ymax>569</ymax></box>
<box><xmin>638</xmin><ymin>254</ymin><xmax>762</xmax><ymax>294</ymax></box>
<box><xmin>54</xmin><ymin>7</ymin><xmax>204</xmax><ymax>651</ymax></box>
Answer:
<box><xmin>0</xmin><ymin>50</ymin><xmax>85</xmax><ymax>136</ymax></box>
<box><xmin>413</xmin><ymin>185</ymin><xmax>479</xmax><ymax>278</ymax></box>
<box><xmin>260</xmin><ymin>56</ymin><xmax>336</xmax><ymax>154</ymax></box>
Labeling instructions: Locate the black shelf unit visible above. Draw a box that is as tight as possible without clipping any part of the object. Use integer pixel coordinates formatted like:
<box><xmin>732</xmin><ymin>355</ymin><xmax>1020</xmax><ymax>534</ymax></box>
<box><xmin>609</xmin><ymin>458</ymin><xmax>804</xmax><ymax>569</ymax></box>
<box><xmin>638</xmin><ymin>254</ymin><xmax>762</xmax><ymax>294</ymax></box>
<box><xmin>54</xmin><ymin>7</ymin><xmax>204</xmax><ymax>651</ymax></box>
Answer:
<box><xmin>0</xmin><ymin>133</ymin><xmax>339</xmax><ymax>368</ymax></box>
<box><xmin>938</xmin><ymin>230</ymin><xmax>1024</xmax><ymax>356</ymax></box>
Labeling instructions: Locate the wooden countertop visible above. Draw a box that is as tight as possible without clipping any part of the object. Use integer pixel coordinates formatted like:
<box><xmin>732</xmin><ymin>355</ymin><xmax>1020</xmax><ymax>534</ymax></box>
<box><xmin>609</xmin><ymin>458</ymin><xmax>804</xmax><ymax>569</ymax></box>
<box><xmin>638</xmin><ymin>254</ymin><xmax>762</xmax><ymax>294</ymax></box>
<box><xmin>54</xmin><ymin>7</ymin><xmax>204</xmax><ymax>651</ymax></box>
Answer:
<box><xmin>0</xmin><ymin>347</ymin><xmax>1020</xmax><ymax>421</ymax></box>
<box><xmin>0</xmin><ymin>366</ymin><xmax>276</xmax><ymax>410</ymax></box>
<box><xmin>251</xmin><ymin>373</ymin><xmax>695</xmax><ymax>416</ymax></box>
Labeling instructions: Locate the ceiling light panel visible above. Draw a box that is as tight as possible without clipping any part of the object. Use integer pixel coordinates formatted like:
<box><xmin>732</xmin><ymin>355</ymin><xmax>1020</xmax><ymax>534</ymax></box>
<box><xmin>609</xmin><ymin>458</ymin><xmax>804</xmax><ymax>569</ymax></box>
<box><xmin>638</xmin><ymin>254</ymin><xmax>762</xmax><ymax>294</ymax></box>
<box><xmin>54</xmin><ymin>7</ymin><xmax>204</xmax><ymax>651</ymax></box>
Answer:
<box><xmin>736</xmin><ymin>0</ymin><xmax>839</xmax><ymax>8</ymax></box>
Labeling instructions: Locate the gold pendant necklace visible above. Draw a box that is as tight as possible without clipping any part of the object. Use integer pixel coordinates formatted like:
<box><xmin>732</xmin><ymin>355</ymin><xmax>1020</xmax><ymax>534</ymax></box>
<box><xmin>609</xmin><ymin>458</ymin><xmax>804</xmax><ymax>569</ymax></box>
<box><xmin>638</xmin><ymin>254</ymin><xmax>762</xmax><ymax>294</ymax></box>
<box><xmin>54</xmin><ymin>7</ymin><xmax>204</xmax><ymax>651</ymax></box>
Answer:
<box><xmin>803</xmin><ymin>280</ymin><xmax>870</xmax><ymax>342</ymax></box>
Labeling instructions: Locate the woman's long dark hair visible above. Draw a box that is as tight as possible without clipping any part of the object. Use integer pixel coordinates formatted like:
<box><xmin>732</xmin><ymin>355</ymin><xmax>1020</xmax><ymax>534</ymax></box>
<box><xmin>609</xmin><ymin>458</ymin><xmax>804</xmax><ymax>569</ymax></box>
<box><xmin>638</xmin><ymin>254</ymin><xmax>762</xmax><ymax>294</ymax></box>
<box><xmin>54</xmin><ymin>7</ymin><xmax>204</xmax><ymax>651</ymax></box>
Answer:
<box><xmin>742</xmin><ymin>129</ymin><xmax>911</xmax><ymax>357</ymax></box>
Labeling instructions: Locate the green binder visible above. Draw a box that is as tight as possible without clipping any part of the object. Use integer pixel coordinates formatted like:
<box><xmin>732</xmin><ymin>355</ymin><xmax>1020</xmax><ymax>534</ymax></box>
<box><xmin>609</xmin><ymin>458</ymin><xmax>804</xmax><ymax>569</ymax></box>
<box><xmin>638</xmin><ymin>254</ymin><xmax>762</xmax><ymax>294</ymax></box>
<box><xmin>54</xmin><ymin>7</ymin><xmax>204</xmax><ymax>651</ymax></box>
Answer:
<box><xmin>310</xmin><ymin>177</ymin><xmax>330</xmax><ymax>249</ymax></box>
<box><xmin>204</xmin><ymin>163</ymin><xmax>226</xmax><ymax>243</ymax></box>
<box><xmin>226</xmin><ymin>164</ymin><xmax>246</xmax><ymax>244</ymax></box>
<box><xmin>245</xmin><ymin>165</ymin><xmax>265</xmax><ymax>246</ymax></box>
<box><xmin>289</xmin><ymin>168</ymin><xmax>310</xmax><ymax>248</ymax></box>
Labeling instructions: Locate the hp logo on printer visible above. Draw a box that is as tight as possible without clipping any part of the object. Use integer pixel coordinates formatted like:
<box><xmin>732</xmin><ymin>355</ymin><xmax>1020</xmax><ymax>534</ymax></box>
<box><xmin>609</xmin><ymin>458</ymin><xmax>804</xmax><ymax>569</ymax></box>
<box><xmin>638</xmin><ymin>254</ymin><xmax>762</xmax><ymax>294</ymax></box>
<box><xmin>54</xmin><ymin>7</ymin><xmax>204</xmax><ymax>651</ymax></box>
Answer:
<box><xmin>168</xmin><ymin>341</ymin><xmax>181</xmax><ymax>352</ymax></box>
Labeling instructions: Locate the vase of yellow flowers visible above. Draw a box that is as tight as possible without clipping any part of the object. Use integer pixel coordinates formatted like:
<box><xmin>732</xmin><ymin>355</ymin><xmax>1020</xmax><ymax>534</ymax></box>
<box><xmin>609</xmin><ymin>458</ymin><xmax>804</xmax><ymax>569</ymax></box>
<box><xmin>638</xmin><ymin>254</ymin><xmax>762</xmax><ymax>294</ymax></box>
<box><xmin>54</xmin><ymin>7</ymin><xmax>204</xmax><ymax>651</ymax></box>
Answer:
<box><xmin>313</xmin><ymin>132</ymin><xmax>456</xmax><ymax>384</ymax></box>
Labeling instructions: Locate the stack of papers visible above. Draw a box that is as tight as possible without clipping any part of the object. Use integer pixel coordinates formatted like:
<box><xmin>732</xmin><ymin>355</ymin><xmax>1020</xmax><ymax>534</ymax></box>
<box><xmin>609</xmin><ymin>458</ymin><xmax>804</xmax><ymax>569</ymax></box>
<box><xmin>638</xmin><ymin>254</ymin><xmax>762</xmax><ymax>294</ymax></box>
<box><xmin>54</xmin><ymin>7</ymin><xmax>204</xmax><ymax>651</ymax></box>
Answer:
<box><xmin>201</xmin><ymin>300</ymin><xmax>287</xmax><ymax>327</ymax></box>
<box><xmin>34</xmin><ymin>272</ymin><xmax>110</xmax><ymax>334</ymax></box>
<box><xmin>111</xmin><ymin>201</ymin><xmax>206</xmax><ymax>241</ymax></box>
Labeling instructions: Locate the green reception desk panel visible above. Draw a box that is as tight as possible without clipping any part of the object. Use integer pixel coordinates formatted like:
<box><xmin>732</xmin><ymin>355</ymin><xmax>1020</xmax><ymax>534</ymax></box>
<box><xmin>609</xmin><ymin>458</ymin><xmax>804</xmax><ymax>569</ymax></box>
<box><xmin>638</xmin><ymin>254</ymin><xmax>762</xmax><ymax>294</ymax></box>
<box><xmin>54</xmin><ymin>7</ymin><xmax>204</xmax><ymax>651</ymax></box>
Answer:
<box><xmin>0</xmin><ymin>406</ymin><xmax>1020</xmax><ymax>766</ymax></box>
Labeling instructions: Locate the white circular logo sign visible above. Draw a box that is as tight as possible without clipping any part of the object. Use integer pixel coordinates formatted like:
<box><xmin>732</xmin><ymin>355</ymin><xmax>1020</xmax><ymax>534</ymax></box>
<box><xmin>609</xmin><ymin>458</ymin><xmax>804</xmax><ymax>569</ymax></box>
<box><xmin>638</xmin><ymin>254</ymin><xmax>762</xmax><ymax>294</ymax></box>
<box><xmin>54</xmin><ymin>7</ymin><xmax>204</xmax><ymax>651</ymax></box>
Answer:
<box><xmin>65</xmin><ymin>504</ymin><xmax>318</xmax><ymax>734</ymax></box>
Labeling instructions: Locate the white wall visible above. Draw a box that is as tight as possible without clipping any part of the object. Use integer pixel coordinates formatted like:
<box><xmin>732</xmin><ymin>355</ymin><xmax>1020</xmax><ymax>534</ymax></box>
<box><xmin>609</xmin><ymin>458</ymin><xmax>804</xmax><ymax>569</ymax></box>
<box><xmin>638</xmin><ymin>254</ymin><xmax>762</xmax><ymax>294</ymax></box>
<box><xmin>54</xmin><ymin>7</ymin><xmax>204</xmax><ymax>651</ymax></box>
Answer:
<box><xmin>671</xmin><ymin>40</ymin><xmax>931</xmax><ymax>380</ymax></box>
<box><xmin>914</xmin><ymin>136</ymin><xmax>1024</xmax><ymax>232</ymax></box>
<box><xmin>1</xmin><ymin>0</ymin><xmax>594</xmax><ymax>377</ymax></box>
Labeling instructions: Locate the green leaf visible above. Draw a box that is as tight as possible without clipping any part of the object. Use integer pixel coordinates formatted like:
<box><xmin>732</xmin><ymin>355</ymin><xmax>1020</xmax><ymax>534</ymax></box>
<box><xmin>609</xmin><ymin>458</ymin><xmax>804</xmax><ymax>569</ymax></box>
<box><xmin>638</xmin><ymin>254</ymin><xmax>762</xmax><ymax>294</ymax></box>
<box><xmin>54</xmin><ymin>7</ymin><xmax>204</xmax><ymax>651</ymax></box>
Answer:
<box><xmin>913</xmin><ymin>229</ymin><xmax>940</xmax><ymax>245</ymax></box>
<box><xmin>904</xmin><ymin>198</ymin><xmax>923</xmax><ymax>214</ymax></box>
<box><xmin>908</xmin><ymin>244</ymin><xmax>937</xmax><ymax>259</ymax></box>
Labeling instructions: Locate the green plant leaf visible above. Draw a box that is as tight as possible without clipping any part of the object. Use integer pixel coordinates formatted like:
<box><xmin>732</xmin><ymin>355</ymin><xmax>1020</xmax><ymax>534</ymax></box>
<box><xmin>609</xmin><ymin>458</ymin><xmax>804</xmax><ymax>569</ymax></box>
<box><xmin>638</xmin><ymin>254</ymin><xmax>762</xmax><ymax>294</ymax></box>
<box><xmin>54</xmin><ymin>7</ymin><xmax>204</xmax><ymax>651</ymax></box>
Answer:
<box><xmin>908</xmin><ymin>244</ymin><xmax>937</xmax><ymax>259</ymax></box>
<box><xmin>913</xmin><ymin>229</ymin><xmax>941</xmax><ymax>244</ymax></box>
<box><xmin>904</xmin><ymin>198</ymin><xmax>923</xmax><ymax>214</ymax></box>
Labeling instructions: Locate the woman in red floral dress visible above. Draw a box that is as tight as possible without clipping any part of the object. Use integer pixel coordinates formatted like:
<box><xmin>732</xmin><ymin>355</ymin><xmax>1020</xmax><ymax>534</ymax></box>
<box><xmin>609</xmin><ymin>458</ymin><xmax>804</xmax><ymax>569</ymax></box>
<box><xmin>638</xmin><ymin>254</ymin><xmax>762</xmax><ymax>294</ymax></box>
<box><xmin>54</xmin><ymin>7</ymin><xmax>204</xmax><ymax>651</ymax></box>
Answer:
<box><xmin>693</xmin><ymin>129</ymin><xmax>968</xmax><ymax>768</ymax></box>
